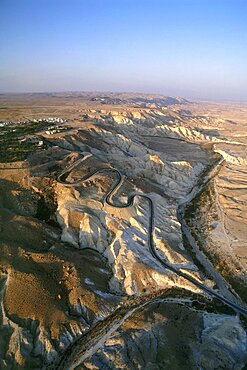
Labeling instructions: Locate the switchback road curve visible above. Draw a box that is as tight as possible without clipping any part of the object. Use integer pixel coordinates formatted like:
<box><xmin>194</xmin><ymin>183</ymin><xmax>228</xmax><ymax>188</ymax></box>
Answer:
<box><xmin>57</xmin><ymin>153</ymin><xmax>247</xmax><ymax>317</ymax></box>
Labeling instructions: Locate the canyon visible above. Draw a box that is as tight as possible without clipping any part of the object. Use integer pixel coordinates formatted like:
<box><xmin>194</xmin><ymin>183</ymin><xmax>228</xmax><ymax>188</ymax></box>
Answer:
<box><xmin>0</xmin><ymin>93</ymin><xmax>246</xmax><ymax>369</ymax></box>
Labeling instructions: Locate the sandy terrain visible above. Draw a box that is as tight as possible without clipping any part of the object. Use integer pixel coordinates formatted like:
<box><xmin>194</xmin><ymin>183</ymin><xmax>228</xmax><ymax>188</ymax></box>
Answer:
<box><xmin>0</xmin><ymin>93</ymin><xmax>246</xmax><ymax>369</ymax></box>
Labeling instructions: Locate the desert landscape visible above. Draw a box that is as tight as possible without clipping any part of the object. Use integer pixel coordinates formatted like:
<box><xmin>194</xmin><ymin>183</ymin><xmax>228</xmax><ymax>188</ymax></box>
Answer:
<box><xmin>0</xmin><ymin>92</ymin><xmax>246</xmax><ymax>369</ymax></box>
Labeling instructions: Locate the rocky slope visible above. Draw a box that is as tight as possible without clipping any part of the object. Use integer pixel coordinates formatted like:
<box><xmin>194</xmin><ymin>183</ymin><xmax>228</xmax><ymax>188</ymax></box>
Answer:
<box><xmin>0</xmin><ymin>94</ymin><xmax>246</xmax><ymax>369</ymax></box>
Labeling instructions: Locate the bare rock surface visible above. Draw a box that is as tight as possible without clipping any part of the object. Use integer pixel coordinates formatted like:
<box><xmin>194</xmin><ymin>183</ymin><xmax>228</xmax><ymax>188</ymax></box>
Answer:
<box><xmin>83</xmin><ymin>301</ymin><xmax>247</xmax><ymax>370</ymax></box>
<box><xmin>0</xmin><ymin>93</ymin><xmax>246</xmax><ymax>369</ymax></box>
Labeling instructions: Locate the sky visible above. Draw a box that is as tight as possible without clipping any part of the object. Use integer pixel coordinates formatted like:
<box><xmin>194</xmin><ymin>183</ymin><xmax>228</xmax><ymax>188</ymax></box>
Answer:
<box><xmin>0</xmin><ymin>0</ymin><xmax>247</xmax><ymax>100</ymax></box>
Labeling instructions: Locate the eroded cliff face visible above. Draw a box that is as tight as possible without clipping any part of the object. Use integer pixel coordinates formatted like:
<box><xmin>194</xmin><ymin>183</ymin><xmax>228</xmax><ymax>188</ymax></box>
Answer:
<box><xmin>82</xmin><ymin>301</ymin><xmax>247</xmax><ymax>370</ymax></box>
<box><xmin>184</xmin><ymin>135</ymin><xmax>247</xmax><ymax>305</ymax></box>
<box><xmin>0</xmin><ymin>97</ymin><xmax>246</xmax><ymax>369</ymax></box>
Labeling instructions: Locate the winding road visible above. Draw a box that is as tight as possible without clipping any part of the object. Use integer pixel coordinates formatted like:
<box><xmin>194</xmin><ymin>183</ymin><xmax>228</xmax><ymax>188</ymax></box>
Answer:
<box><xmin>57</xmin><ymin>153</ymin><xmax>247</xmax><ymax>317</ymax></box>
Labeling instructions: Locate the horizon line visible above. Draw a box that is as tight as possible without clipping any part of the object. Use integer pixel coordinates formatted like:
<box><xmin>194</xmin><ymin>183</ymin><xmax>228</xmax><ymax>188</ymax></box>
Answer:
<box><xmin>1</xmin><ymin>89</ymin><xmax>247</xmax><ymax>103</ymax></box>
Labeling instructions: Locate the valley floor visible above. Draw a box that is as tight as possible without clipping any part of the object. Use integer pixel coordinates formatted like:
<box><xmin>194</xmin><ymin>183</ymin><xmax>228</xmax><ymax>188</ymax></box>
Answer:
<box><xmin>0</xmin><ymin>93</ymin><xmax>246</xmax><ymax>369</ymax></box>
